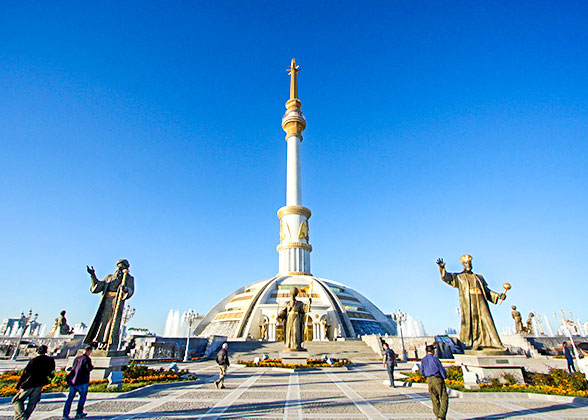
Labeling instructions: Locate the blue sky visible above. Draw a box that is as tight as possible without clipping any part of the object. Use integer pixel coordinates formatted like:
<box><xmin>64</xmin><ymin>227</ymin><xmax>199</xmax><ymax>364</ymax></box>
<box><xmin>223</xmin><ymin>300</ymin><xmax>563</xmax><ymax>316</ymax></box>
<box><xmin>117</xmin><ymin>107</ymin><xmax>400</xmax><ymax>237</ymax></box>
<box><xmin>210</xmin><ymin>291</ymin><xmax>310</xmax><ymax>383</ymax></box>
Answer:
<box><xmin>1</xmin><ymin>1</ymin><xmax>587</xmax><ymax>335</ymax></box>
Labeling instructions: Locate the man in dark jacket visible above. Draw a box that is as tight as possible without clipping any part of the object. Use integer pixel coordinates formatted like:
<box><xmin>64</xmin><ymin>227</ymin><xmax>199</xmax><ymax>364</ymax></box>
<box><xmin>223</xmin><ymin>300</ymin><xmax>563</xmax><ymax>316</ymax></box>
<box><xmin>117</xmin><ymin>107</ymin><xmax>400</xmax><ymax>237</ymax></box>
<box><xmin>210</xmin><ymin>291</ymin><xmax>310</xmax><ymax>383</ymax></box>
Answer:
<box><xmin>62</xmin><ymin>346</ymin><xmax>94</xmax><ymax>419</ymax></box>
<box><xmin>382</xmin><ymin>343</ymin><xmax>396</xmax><ymax>387</ymax></box>
<box><xmin>214</xmin><ymin>343</ymin><xmax>229</xmax><ymax>389</ymax></box>
<box><xmin>12</xmin><ymin>345</ymin><xmax>55</xmax><ymax>420</ymax></box>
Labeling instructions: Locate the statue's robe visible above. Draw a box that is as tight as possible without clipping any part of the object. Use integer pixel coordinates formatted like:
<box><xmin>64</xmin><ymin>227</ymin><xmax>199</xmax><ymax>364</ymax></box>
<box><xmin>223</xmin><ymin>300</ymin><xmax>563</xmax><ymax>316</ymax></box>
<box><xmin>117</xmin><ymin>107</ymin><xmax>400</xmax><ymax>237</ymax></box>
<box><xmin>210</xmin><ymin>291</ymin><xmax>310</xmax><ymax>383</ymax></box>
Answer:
<box><xmin>442</xmin><ymin>271</ymin><xmax>503</xmax><ymax>349</ymax></box>
<box><xmin>84</xmin><ymin>270</ymin><xmax>134</xmax><ymax>350</ymax></box>
<box><xmin>278</xmin><ymin>299</ymin><xmax>310</xmax><ymax>350</ymax></box>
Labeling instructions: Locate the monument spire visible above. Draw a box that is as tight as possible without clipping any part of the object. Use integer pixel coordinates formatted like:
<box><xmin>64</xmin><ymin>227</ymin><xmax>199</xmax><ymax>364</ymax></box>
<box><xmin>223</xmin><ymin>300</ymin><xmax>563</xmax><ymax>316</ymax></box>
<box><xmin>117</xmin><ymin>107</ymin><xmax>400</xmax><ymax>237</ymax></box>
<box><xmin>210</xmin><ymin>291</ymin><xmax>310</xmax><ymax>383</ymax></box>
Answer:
<box><xmin>277</xmin><ymin>58</ymin><xmax>312</xmax><ymax>276</ymax></box>
<box><xmin>289</xmin><ymin>58</ymin><xmax>299</xmax><ymax>100</ymax></box>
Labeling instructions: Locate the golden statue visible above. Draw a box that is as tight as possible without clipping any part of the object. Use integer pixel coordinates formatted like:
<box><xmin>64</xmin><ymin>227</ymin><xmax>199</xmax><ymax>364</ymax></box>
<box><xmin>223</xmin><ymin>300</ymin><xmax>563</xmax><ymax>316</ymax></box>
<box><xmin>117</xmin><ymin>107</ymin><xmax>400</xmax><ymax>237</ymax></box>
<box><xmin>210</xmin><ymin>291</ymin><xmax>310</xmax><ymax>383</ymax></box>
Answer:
<box><xmin>511</xmin><ymin>305</ymin><xmax>524</xmax><ymax>333</ymax></box>
<box><xmin>277</xmin><ymin>287</ymin><xmax>311</xmax><ymax>351</ymax></box>
<box><xmin>437</xmin><ymin>255</ymin><xmax>508</xmax><ymax>351</ymax></box>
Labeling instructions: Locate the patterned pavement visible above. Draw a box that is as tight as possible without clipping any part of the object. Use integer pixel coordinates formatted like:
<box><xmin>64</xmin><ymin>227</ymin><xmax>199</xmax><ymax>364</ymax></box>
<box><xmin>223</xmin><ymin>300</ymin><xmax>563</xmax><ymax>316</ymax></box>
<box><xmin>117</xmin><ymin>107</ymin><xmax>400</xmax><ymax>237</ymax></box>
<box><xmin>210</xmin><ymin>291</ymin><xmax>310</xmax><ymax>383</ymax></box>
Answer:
<box><xmin>1</xmin><ymin>361</ymin><xmax>588</xmax><ymax>420</ymax></box>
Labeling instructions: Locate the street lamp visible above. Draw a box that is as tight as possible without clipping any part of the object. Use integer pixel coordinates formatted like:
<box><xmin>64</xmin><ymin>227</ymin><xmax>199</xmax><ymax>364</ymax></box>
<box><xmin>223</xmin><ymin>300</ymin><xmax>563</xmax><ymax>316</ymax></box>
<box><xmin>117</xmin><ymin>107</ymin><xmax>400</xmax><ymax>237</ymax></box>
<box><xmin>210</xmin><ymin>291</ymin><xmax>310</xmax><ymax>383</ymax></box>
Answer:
<box><xmin>11</xmin><ymin>310</ymin><xmax>38</xmax><ymax>361</ymax></box>
<box><xmin>182</xmin><ymin>309</ymin><xmax>198</xmax><ymax>362</ymax></box>
<box><xmin>392</xmin><ymin>310</ymin><xmax>408</xmax><ymax>362</ymax></box>
<box><xmin>119</xmin><ymin>305</ymin><xmax>136</xmax><ymax>350</ymax></box>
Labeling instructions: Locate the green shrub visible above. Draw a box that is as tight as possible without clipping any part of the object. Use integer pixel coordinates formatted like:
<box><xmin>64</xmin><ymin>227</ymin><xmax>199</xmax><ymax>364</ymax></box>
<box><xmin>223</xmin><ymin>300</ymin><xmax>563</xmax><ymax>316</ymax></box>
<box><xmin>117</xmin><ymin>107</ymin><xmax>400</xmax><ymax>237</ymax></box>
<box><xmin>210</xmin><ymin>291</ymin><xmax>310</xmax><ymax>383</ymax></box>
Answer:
<box><xmin>525</xmin><ymin>368</ymin><xmax>587</xmax><ymax>392</ymax></box>
<box><xmin>446</xmin><ymin>365</ymin><xmax>463</xmax><ymax>381</ymax></box>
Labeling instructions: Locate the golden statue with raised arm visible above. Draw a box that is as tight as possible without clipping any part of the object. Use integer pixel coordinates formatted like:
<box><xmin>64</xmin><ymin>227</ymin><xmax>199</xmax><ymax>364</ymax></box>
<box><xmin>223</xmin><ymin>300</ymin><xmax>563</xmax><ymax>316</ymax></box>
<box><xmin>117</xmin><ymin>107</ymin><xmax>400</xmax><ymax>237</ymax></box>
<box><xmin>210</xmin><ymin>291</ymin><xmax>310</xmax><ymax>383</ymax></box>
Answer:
<box><xmin>437</xmin><ymin>255</ymin><xmax>507</xmax><ymax>351</ymax></box>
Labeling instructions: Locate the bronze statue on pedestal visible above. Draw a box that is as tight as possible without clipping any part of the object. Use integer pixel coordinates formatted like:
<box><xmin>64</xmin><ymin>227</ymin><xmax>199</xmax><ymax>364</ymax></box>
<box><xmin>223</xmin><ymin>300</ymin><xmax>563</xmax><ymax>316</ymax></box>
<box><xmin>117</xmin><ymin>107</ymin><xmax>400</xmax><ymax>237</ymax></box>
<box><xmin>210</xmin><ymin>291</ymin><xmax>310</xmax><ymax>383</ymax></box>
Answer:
<box><xmin>277</xmin><ymin>287</ymin><xmax>311</xmax><ymax>351</ymax></box>
<box><xmin>83</xmin><ymin>259</ymin><xmax>135</xmax><ymax>351</ymax></box>
<box><xmin>437</xmin><ymin>255</ymin><xmax>508</xmax><ymax>351</ymax></box>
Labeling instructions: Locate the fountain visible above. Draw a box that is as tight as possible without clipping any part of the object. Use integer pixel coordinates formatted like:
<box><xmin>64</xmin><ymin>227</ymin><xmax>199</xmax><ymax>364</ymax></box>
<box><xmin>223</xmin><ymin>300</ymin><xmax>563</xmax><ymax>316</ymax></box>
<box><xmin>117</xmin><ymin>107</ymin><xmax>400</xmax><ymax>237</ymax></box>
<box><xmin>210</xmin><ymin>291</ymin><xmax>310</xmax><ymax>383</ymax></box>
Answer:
<box><xmin>163</xmin><ymin>309</ymin><xmax>202</xmax><ymax>337</ymax></box>
<box><xmin>398</xmin><ymin>313</ymin><xmax>426</xmax><ymax>337</ymax></box>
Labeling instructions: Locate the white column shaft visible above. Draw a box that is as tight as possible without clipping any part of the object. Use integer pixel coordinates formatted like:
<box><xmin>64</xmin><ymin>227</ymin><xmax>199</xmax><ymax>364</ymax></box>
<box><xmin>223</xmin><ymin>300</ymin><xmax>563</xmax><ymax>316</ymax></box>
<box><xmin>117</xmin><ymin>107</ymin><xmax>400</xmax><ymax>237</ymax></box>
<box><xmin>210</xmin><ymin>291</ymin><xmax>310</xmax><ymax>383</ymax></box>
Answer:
<box><xmin>286</xmin><ymin>135</ymin><xmax>302</xmax><ymax>206</ymax></box>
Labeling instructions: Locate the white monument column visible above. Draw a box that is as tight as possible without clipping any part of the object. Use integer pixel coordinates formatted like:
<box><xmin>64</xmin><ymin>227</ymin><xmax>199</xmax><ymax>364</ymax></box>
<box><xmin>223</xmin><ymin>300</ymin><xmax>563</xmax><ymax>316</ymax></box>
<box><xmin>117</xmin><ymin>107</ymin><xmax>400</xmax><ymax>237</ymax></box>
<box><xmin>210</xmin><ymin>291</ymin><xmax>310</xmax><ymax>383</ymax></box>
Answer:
<box><xmin>286</xmin><ymin>135</ymin><xmax>302</xmax><ymax>206</ymax></box>
<box><xmin>277</xmin><ymin>59</ymin><xmax>312</xmax><ymax>276</ymax></box>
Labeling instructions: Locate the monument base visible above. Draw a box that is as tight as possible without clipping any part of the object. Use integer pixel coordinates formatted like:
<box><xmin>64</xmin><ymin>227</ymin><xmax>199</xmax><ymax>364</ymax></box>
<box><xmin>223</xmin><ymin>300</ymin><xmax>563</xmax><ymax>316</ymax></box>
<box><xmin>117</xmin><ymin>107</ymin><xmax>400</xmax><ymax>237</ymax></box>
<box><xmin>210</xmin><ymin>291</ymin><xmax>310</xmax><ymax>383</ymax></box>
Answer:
<box><xmin>69</xmin><ymin>349</ymin><xmax>129</xmax><ymax>381</ymax></box>
<box><xmin>280</xmin><ymin>351</ymin><xmax>308</xmax><ymax>366</ymax></box>
<box><xmin>454</xmin><ymin>353</ymin><xmax>526</xmax><ymax>390</ymax></box>
<box><xmin>464</xmin><ymin>348</ymin><xmax>509</xmax><ymax>356</ymax></box>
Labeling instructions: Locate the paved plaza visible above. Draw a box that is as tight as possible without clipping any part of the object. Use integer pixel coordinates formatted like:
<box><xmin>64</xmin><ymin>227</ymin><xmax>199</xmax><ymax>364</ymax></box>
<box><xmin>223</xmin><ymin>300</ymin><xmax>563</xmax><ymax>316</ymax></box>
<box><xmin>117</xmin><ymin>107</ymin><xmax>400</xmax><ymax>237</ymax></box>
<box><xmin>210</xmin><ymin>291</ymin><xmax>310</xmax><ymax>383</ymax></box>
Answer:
<box><xmin>1</xmin><ymin>361</ymin><xmax>588</xmax><ymax>420</ymax></box>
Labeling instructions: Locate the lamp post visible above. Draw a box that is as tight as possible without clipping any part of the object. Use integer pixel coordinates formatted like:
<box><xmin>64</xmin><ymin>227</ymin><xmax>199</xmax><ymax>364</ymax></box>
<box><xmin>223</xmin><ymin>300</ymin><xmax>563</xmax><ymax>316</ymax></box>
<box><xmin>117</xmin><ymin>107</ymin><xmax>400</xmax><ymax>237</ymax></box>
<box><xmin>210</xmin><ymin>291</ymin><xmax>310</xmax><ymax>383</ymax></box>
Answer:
<box><xmin>119</xmin><ymin>305</ymin><xmax>136</xmax><ymax>350</ymax></box>
<box><xmin>11</xmin><ymin>310</ymin><xmax>38</xmax><ymax>361</ymax></box>
<box><xmin>392</xmin><ymin>310</ymin><xmax>408</xmax><ymax>362</ymax></box>
<box><xmin>183</xmin><ymin>309</ymin><xmax>198</xmax><ymax>363</ymax></box>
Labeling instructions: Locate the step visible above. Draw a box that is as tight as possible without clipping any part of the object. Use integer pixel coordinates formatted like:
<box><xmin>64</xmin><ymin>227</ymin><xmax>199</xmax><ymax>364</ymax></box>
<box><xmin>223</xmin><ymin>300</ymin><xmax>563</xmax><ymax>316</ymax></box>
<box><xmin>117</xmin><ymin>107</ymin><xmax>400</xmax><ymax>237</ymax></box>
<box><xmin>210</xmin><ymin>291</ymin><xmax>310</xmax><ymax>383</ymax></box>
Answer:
<box><xmin>226</xmin><ymin>340</ymin><xmax>382</xmax><ymax>362</ymax></box>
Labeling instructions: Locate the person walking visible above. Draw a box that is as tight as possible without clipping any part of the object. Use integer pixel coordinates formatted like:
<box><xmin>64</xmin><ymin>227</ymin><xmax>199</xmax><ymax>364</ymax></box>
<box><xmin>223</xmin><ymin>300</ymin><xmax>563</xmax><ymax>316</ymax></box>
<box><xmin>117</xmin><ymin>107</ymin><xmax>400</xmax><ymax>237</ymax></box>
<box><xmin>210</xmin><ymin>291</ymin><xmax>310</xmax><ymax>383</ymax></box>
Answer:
<box><xmin>563</xmin><ymin>342</ymin><xmax>576</xmax><ymax>374</ymax></box>
<box><xmin>420</xmin><ymin>344</ymin><xmax>448</xmax><ymax>420</ymax></box>
<box><xmin>214</xmin><ymin>343</ymin><xmax>229</xmax><ymax>389</ymax></box>
<box><xmin>12</xmin><ymin>345</ymin><xmax>55</xmax><ymax>420</ymax></box>
<box><xmin>62</xmin><ymin>346</ymin><xmax>94</xmax><ymax>419</ymax></box>
<box><xmin>382</xmin><ymin>343</ymin><xmax>396</xmax><ymax>387</ymax></box>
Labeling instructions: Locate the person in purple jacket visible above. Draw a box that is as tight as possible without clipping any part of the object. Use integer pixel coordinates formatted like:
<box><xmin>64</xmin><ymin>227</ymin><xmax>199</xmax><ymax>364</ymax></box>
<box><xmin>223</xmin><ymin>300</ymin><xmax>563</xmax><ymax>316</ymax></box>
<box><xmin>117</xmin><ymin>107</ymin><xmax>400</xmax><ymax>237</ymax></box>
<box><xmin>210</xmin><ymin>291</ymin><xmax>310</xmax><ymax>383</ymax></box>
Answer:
<box><xmin>420</xmin><ymin>345</ymin><xmax>448</xmax><ymax>420</ymax></box>
<box><xmin>62</xmin><ymin>346</ymin><xmax>94</xmax><ymax>419</ymax></box>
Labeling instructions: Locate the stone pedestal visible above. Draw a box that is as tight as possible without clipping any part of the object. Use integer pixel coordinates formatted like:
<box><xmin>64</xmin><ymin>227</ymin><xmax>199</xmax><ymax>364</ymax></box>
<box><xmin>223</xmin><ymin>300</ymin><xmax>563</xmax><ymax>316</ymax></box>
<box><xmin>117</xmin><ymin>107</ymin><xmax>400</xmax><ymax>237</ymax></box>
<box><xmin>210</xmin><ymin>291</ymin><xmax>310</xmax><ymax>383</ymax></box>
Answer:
<box><xmin>454</xmin><ymin>352</ymin><xmax>526</xmax><ymax>390</ymax></box>
<box><xmin>68</xmin><ymin>350</ymin><xmax>129</xmax><ymax>382</ymax></box>
<box><xmin>280</xmin><ymin>350</ymin><xmax>308</xmax><ymax>366</ymax></box>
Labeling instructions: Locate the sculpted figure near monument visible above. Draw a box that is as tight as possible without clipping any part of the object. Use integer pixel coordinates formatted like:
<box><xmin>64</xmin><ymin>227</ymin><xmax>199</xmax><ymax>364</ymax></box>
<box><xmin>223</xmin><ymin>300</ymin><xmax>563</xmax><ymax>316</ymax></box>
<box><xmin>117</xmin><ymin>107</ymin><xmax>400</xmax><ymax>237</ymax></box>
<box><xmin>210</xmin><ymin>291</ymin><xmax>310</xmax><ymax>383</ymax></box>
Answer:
<box><xmin>526</xmin><ymin>312</ymin><xmax>535</xmax><ymax>335</ymax></box>
<box><xmin>437</xmin><ymin>255</ymin><xmax>506</xmax><ymax>350</ymax></box>
<box><xmin>277</xmin><ymin>287</ymin><xmax>311</xmax><ymax>351</ymax></box>
<box><xmin>84</xmin><ymin>259</ymin><xmax>135</xmax><ymax>351</ymax></box>
<box><xmin>49</xmin><ymin>310</ymin><xmax>72</xmax><ymax>336</ymax></box>
<box><xmin>511</xmin><ymin>305</ymin><xmax>524</xmax><ymax>333</ymax></box>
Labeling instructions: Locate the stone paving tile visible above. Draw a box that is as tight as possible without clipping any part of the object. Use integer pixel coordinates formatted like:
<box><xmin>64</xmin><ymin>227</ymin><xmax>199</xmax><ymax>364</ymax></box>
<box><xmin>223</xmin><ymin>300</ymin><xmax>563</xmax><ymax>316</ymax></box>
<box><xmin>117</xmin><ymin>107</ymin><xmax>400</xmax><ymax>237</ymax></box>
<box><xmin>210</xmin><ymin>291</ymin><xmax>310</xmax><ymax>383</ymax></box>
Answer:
<box><xmin>300</xmin><ymin>392</ymin><xmax>346</xmax><ymax>401</ymax></box>
<box><xmin>301</xmin><ymin>398</ymin><xmax>361</xmax><ymax>414</ymax></box>
<box><xmin>181</xmin><ymin>390</ymin><xmax>232</xmax><ymax>399</ymax></box>
<box><xmin>42</xmin><ymin>417</ymin><xmax>117</xmax><ymax>420</ymax></box>
<box><xmin>356</xmin><ymin>390</ymin><xmax>408</xmax><ymax>399</ymax></box>
<box><xmin>225</xmin><ymin>401</ymin><xmax>285</xmax><ymax>414</ymax></box>
<box><xmin>240</xmin><ymin>391</ymin><xmax>287</xmax><ymax>399</ymax></box>
<box><xmin>148</xmin><ymin>400</ymin><xmax>216</xmax><ymax>413</ymax></box>
<box><xmin>32</xmin><ymin>402</ymin><xmax>64</xmax><ymax>411</ymax></box>
<box><xmin>371</xmin><ymin>401</ymin><xmax>431</xmax><ymax>413</ymax></box>
<box><xmin>87</xmin><ymin>400</ymin><xmax>146</xmax><ymax>412</ymax></box>
<box><xmin>122</xmin><ymin>389</ymin><xmax>176</xmax><ymax>398</ymax></box>
<box><xmin>449</xmin><ymin>400</ymin><xmax>508</xmax><ymax>414</ymax></box>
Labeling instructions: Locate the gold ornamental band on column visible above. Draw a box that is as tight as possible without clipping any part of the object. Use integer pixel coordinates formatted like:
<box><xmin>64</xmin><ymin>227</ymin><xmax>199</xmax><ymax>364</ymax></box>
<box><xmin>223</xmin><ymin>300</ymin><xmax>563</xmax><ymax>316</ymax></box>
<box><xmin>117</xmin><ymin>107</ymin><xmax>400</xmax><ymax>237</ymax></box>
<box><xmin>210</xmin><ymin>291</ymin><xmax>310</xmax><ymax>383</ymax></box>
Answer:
<box><xmin>277</xmin><ymin>205</ymin><xmax>311</xmax><ymax>219</ymax></box>
<box><xmin>276</xmin><ymin>242</ymin><xmax>313</xmax><ymax>252</ymax></box>
<box><xmin>279</xmin><ymin>271</ymin><xmax>313</xmax><ymax>276</ymax></box>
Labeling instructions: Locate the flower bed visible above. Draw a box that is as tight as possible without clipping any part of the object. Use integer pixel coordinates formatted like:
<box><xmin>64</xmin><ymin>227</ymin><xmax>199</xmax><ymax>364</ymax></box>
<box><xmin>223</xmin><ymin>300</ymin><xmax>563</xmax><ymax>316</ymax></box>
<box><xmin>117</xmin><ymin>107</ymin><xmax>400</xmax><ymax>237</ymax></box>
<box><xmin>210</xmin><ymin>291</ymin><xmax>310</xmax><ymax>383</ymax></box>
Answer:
<box><xmin>400</xmin><ymin>367</ymin><xmax>588</xmax><ymax>398</ymax></box>
<box><xmin>0</xmin><ymin>362</ymin><xmax>194</xmax><ymax>397</ymax></box>
<box><xmin>238</xmin><ymin>358</ymin><xmax>351</xmax><ymax>369</ymax></box>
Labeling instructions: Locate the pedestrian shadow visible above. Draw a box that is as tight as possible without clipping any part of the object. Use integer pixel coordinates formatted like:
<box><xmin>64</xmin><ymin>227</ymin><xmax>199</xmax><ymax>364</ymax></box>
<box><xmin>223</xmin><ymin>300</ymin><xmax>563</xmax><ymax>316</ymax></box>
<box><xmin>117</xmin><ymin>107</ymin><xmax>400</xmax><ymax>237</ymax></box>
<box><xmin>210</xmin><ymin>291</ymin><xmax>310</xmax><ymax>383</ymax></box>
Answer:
<box><xmin>466</xmin><ymin>402</ymin><xmax>579</xmax><ymax>419</ymax></box>
<box><xmin>141</xmin><ymin>393</ymin><xmax>428</xmax><ymax>419</ymax></box>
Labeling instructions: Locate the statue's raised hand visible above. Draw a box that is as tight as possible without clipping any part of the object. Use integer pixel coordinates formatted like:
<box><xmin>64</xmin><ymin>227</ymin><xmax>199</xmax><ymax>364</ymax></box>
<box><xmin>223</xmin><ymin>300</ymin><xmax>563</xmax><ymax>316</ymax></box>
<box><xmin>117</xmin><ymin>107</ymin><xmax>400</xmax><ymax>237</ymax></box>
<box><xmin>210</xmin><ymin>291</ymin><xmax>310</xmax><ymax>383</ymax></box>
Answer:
<box><xmin>87</xmin><ymin>265</ymin><xmax>96</xmax><ymax>276</ymax></box>
<box><xmin>436</xmin><ymin>258</ymin><xmax>445</xmax><ymax>268</ymax></box>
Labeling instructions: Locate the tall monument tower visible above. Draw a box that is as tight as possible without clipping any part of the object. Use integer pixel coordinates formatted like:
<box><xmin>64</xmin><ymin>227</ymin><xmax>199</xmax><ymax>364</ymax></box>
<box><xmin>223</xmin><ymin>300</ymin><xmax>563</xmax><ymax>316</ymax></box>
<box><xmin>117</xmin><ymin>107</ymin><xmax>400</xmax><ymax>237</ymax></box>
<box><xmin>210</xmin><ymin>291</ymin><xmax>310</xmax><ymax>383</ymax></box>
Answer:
<box><xmin>277</xmin><ymin>59</ymin><xmax>312</xmax><ymax>276</ymax></box>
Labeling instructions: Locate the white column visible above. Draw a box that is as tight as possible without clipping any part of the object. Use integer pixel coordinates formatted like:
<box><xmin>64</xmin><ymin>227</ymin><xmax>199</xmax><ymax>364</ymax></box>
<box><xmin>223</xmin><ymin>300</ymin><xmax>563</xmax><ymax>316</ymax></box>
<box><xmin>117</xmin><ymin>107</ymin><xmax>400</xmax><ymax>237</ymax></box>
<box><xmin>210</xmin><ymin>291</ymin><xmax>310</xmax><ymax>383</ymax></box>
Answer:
<box><xmin>286</xmin><ymin>135</ymin><xmax>302</xmax><ymax>206</ymax></box>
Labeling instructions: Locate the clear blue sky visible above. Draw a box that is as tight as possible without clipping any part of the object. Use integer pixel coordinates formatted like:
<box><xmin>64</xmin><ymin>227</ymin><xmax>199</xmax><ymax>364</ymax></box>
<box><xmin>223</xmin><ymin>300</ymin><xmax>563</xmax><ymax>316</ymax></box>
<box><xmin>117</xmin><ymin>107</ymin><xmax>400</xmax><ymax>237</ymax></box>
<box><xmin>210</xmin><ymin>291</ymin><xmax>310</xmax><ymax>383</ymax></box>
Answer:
<box><xmin>1</xmin><ymin>1</ymin><xmax>587</xmax><ymax>335</ymax></box>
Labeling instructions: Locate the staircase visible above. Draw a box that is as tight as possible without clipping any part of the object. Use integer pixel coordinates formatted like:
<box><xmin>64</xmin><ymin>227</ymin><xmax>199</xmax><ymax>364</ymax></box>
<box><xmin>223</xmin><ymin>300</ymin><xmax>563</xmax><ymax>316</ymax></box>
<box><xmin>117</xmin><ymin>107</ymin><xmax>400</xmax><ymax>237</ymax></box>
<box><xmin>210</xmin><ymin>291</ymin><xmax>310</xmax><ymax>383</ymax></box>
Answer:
<box><xmin>227</xmin><ymin>340</ymin><xmax>381</xmax><ymax>362</ymax></box>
